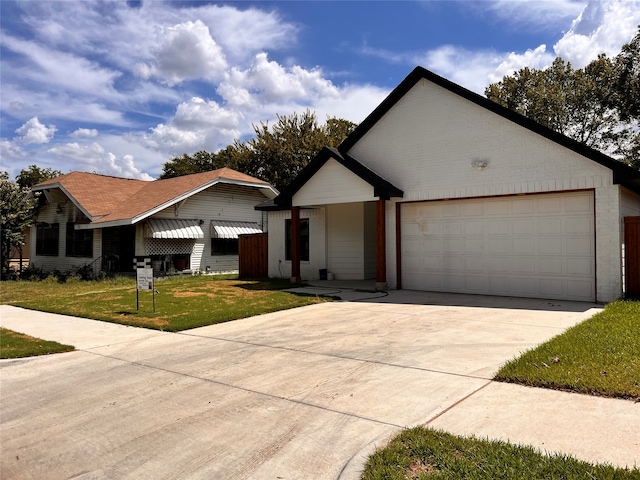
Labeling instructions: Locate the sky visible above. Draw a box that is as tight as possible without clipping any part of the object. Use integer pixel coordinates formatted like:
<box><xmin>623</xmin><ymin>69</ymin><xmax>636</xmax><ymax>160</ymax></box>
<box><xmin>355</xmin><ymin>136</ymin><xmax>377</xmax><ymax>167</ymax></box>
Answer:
<box><xmin>1</xmin><ymin>0</ymin><xmax>639</xmax><ymax>182</ymax></box>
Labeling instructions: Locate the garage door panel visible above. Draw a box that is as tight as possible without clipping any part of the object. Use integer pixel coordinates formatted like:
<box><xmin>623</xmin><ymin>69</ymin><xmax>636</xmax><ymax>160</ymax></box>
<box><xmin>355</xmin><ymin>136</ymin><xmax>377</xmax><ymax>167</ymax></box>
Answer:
<box><xmin>539</xmin><ymin>258</ymin><xmax>564</xmax><ymax>275</ymax></box>
<box><xmin>538</xmin><ymin>196</ymin><xmax>563</xmax><ymax>213</ymax></box>
<box><xmin>566</xmin><ymin>217</ymin><xmax>592</xmax><ymax>234</ymax></box>
<box><xmin>487</xmin><ymin>238</ymin><xmax>511</xmax><ymax>254</ymax></box>
<box><xmin>513</xmin><ymin>238</ymin><xmax>536</xmax><ymax>254</ymax></box>
<box><xmin>565</xmin><ymin>194</ymin><xmax>592</xmax><ymax>212</ymax></box>
<box><xmin>538</xmin><ymin>218</ymin><xmax>563</xmax><ymax>234</ymax></box>
<box><xmin>487</xmin><ymin>219</ymin><xmax>509</xmax><ymax>234</ymax></box>
<box><xmin>512</xmin><ymin>219</ymin><xmax>535</xmax><ymax>234</ymax></box>
<box><xmin>487</xmin><ymin>256</ymin><xmax>511</xmax><ymax>273</ymax></box>
<box><xmin>513</xmin><ymin>257</ymin><xmax>537</xmax><ymax>274</ymax></box>
<box><xmin>538</xmin><ymin>237</ymin><xmax>564</xmax><ymax>254</ymax></box>
<box><xmin>567</xmin><ymin>258</ymin><xmax>593</xmax><ymax>276</ymax></box>
<box><xmin>401</xmin><ymin>191</ymin><xmax>595</xmax><ymax>301</ymax></box>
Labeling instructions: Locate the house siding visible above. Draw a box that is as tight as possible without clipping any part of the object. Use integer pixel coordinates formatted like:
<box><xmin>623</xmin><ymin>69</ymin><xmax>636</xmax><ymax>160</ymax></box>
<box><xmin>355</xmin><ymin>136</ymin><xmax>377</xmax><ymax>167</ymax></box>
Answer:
<box><xmin>30</xmin><ymin>201</ymin><xmax>102</xmax><ymax>276</ymax></box>
<box><xmin>327</xmin><ymin>203</ymin><xmax>365</xmax><ymax>280</ymax></box>
<box><xmin>142</xmin><ymin>184</ymin><xmax>268</xmax><ymax>273</ymax></box>
<box><xmin>621</xmin><ymin>188</ymin><xmax>640</xmax><ymax>216</ymax></box>
<box><xmin>293</xmin><ymin>159</ymin><xmax>376</xmax><ymax>206</ymax></box>
<box><xmin>363</xmin><ymin>202</ymin><xmax>377</xmax><ymax>279</ymax></box>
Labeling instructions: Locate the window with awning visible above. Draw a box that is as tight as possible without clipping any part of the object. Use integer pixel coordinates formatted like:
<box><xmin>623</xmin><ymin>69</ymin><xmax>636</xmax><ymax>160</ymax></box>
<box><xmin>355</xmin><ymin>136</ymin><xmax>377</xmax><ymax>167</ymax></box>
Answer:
<box><xmin>210</xmin><ymin>220</ymin><xmax>263</xmax><ymax>256</ymax></box>
<box><xmin>145</xmin><ymin>219</ymin><xmax>204</xmax><ymax>239</ymax></box>
<box><xmin>210</xmin><ymin>220</ymin><xmax>262</xmax><ymax>239</ymax></box>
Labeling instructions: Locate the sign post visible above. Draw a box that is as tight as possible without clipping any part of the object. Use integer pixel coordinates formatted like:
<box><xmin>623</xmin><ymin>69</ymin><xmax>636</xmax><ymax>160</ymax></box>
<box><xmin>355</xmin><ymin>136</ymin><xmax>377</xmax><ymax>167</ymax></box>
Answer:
<box><xmin>136</xmin><ymin>266</ymin><xmax>155</xmax><ymax>313</ymax></box>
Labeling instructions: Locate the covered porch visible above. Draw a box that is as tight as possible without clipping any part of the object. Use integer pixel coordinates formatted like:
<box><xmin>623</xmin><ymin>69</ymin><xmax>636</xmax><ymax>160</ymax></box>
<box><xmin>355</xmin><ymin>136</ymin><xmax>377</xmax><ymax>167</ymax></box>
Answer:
<box><xmin>261</xmin><ymin>147</ymin><xmax>402</xmax><ymax>290</ymax></box>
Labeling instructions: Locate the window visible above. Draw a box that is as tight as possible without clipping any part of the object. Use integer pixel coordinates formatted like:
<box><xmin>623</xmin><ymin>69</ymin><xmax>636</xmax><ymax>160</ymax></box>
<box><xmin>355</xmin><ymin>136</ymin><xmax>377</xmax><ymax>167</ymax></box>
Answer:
<box><xmin>66</xmin><ymin>223</ymin><xmax>93</xmax><ymax>257</ymax></box>
<box><xmin>36</xmin><ymin>223</ymin><xmax>59</xmax><ymax>256</ymax></box>
<box><xmin>211</xmin><ymin>238</ymin><xmax>239</xmax><ymax>255</ymax></box>
<box><xmin>285</xmin><ymin>218</ymin><xmax>309</xmax><ymax>262</ymax></box>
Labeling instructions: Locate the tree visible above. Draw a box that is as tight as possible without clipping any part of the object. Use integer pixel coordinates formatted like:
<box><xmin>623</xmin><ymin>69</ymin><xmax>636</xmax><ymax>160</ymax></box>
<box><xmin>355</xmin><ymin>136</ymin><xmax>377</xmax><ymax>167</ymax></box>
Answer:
<box><xmin>1</xmin><ymin>171</ymin><xmax>38</xmax><ymax>275</ymax></box>
<box><xmin>485</xmin><ymin>33</ymin><xmax>639</xmax><ymax>167</ymax></box>
<box><xmin>612</xmin><ymin>27</ymin><xmax>640</xmax><ymax>122</ymax></box>
<box><xmin>16</xmin><ymin>164</ymin><xmax>62</xmax><ymax>188</ymax></box>
<box><xmin>159</xmin><ymin>111</ymin><xmax>357</xmax><ymax>190</ymax></box>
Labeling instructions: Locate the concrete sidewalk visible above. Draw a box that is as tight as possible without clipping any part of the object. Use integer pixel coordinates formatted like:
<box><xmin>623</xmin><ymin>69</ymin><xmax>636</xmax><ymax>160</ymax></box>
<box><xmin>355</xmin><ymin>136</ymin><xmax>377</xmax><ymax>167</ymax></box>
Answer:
<box><xmin>1</xmin><ymin>292</ymin><xmax>637</xmax><ymax>479</ymax></box>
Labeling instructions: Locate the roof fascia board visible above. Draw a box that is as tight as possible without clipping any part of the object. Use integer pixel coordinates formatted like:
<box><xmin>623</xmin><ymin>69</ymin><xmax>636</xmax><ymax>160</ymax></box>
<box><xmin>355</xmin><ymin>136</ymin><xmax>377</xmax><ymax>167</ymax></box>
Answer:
<box><xmin>75</xmin><ymin>219</ymin><xmax>133</xmax><ymax>230</ymax></box>
<box><xmin>129</xmin><ymin>177</ymin><xmax>278</xmax><ymax>224</ymax></box>
<box><xmin>34</xmin><ymin>183</ymin><xmax>97</xmax><ymax>221</ymax></box>
<box><xmin>274</xmin><ymin>147</ymin><xmax>403</xmax><ymax>208</ymax></box>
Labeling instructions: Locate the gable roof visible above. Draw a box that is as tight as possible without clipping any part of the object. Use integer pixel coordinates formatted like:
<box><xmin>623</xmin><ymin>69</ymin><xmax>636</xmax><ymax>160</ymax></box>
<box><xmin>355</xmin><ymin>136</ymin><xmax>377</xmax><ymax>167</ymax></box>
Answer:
<box><xmin>33</xmin><ymin>168</ymin><xmax>278</xmax><ymax>228</ymax></box>
<box><xmin>257</xmin><ymin>147</ymin><xmax>403</xmax><ymax>210</ymax></box>
<box><xmin>340</xmin><ymin>66</ymin><xmax>640</xmax><ymax>194</ymax></box>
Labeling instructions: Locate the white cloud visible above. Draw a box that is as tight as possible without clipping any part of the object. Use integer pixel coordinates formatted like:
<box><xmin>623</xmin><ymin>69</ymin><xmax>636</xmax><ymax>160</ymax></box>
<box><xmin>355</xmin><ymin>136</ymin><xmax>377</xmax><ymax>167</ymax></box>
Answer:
<box><xmin>140</xmin><ymin>20</ymin><xmax>228</xmax><ymax>86</ymax></box>
<box><xmin>409</xmin><ymin>0</ymin><xmax>640</xmax><ymax>93</ymax></box>
<box><xmin>1</xmin><ymin>139</ymin><xmax>26</xmax><ymax>159</ymax></box>
<box><xmin>219</xmin><ymin>53</ymin><xmax>339</xmax><ymax>106</ymax></box>
<box><xmin>416</xmin><ymin>45</ymin><xmax>551</xmax><ymax>94</ymax></box>
<box><xmin>70</xmin><ymin>128</ymin><xmax>98</xmax><ymax>138</ymax></box>
<box><xmin>47</xmin><ymin>141</ymin><xmax>152</xmax><ymax>180</ymax></box>
<box><xmin>15</xmin><ymin>117</ymin><xmax>57</xmax><ymax>144</ymax></box>
<box><xmin>313</xmin><ymin>84</ymin><xmax>393</xmax><ymax>124</ymax></box>
<box><xmin>172</xmin><ymin>97</ymin><xmax>242</xmax><ymax>131</ymax></box>
<box><xmin>0</xmin><ymin>33</ymin><xmax>121</xmax><ymax>98</ymax></box>
<box><xmin>481</xmin><ymin>0</ymin><xmax>586</xmax><ymax>27</ymax></box>
<box><xmin>554</xmin><ymin>0</ymin><xmax>640</xmax><ymax>67</ymax></box>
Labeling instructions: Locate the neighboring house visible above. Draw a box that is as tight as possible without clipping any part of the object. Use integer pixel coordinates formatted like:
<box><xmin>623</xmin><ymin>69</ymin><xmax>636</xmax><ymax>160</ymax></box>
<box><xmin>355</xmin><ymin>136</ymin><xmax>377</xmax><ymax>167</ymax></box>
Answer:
<box><xmin>258</xmin><ymin>67</ymin><xmax>640</xmax><ymax>303</ymax></box>
<box><xmin>30</xmin><ymin>168</ymin><xmax>277</xmax><ymax>276</ymax></box>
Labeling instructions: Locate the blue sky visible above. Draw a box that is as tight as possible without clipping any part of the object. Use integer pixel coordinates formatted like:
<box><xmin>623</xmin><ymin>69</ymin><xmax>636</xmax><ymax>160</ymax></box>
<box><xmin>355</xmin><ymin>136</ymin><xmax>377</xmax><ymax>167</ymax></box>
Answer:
<box><xmin>1</xmin><ymin>0</ymin><xmax>639</xmax><ymax>181</ymax></box>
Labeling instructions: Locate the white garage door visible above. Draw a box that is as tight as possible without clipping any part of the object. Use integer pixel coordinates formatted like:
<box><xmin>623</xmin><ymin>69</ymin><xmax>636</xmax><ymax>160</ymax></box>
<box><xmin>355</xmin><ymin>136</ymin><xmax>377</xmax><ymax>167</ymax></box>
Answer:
<box><xmin>401</xmin><ymin>191</ymin><xmax>595</xmax><ymax>301</ymax></box>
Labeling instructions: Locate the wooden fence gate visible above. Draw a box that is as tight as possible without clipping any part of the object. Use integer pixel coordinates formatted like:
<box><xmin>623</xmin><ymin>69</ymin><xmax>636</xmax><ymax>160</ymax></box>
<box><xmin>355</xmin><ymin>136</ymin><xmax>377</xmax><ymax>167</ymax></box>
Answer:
<box><xmin>624</xmin><ymin>217</ymin><xmax>640</xmax><ymax>298</ymax></box>
<box><xmin>239</xmin><ymin>233</ymin><xmax>268</xmax><ymax>279</ymax></box>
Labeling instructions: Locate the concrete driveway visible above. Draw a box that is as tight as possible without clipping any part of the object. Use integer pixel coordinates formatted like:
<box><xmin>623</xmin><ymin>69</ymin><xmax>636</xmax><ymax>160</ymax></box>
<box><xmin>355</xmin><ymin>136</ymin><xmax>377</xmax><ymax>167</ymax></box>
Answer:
<box><xmin>1</xmin><ymin>291</ymin><xmax>635</xmax><ymax>479</ymax></box>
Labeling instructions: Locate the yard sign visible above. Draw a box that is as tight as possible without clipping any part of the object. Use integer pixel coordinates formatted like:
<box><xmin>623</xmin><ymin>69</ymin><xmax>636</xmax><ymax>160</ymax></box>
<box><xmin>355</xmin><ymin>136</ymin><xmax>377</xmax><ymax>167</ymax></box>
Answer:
<box><xmin>136</xmin><ymin>267</ymin><xmax>155</xmax><ymax>312</ymax></box>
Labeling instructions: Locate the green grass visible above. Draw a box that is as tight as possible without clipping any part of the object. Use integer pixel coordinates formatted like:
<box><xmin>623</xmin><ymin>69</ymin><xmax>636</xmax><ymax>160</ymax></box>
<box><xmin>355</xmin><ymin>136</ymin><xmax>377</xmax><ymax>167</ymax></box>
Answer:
<box><xmin>495</xmin><ymin>300</ymin><xmax>640</xmax><ymax>400</ymax></box>
<box><xmin>0</xmin><ymin>328</ymin><xmax>74</xmax><ymax>359</ymax></box>
<box><xmin>0</xmin><ymin>275</ymin><xmax>329</xmax><ymax>332</ymax></box>
<box><xmin>362</xmin><ymin>427</ymin><xmax>639</xmax><ymax>480</ymax></box>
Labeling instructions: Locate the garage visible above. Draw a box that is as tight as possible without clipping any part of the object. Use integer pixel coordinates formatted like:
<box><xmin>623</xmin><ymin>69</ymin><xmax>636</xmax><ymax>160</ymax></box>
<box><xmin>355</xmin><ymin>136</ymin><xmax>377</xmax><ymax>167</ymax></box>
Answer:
<box><xmin>401</xmin><ymin>191</ymin><xmax>595</xmax><ymax>301</ymax></box>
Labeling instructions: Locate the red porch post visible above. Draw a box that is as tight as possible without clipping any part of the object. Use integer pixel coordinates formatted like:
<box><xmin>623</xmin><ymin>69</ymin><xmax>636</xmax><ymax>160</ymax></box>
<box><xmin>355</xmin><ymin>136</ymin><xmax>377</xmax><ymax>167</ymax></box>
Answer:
<box><xmin>290</xmin><ymin>206</ymin><xmax>301</xmax><ymax>283</ymax></box>
<box><xmin>375</xmin><ymin>199</ymin><xmax>387</xmax><ymax>290</ymax></box>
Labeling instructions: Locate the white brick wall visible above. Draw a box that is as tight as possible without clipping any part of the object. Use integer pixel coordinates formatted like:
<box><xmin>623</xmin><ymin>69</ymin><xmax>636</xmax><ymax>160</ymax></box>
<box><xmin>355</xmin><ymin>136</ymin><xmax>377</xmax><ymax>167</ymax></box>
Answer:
<box><xmin>596</xmin><ymin>186</ymin><xmax>623</xmax><ymax>302</ymax></box>
<box><xmin>345</xmin><ymin>79</ymin><xmax>626</xmax><ymax>302</ymax></box>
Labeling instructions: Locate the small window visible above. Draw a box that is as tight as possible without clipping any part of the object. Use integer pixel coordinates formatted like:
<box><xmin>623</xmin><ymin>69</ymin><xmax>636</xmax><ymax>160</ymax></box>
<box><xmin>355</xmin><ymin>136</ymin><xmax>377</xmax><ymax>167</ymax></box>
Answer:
<box><xmin>285</xmin><ymin>218</ymin><xmax>309</xmax><ymax>262</ymax></box>
<box><xmin>36</xmin><ymin>223</ymin><xmax>59</xmax><ymax>256</ymax></box>
<box><xmin>66</xmin><ymin>223</ymin><xmax>93</xmax><ymax>257</ymax></box>
<box><xmin>212</xmin><ymin>238</ymin><xmax>239</xmax><ymax>255</ymax></box>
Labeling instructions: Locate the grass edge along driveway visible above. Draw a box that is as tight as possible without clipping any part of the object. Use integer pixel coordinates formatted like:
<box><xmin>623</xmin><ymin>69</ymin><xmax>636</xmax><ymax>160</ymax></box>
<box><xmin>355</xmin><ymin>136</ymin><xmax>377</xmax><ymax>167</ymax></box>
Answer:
<box><xmin>362</xmin><ymin>427</ymin><xmax>639</xmax><ymax>480</ymax></box>
<box><xmin>364</xmin><ymin>300</ymin><xmax>640</xmax><ymax>479</ymax></box>
<box><xmin>0</xmin><ymin>327</ymin><xmax>74</xmax><ymax>359</ymax></box>
<box><xmin>0</xmin><ymin>275</ymin><xmax>329</xmax><ymax>333</ymax></box>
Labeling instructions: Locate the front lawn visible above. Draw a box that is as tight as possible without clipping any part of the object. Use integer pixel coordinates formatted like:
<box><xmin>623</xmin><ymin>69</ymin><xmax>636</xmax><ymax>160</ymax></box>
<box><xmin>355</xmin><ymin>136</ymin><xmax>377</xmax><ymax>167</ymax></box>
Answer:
<box><xmin>0</xmin><ymin>328</ymin><xmax>74</xmax><ymax>359</ymax></box>
<box><xmin>362</xmin><ymin>427</ymin><xmax>639</xmax><ymax>479</ymax></box>
<box><xmin>495</xmin><ymin>300</ymin><xmax>640</xmax><ymax>400</ymax></box>
<box><xmin>0</xmin><ymin>275</ymin><xmax>329</xmax><ymax>332</ymax></box>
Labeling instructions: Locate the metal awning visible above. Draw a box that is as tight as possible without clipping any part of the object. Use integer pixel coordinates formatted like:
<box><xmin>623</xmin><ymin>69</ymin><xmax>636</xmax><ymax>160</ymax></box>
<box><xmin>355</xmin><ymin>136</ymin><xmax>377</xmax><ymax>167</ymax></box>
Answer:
<box><xmin>210</xmin><ymin>220</ymin><xmax>262</xmax><ymax>239</ymax></box>
<box><xmin>145</xmin><ymin>219</ymin><xmax>204</xmax><ymax>239</ymax></box>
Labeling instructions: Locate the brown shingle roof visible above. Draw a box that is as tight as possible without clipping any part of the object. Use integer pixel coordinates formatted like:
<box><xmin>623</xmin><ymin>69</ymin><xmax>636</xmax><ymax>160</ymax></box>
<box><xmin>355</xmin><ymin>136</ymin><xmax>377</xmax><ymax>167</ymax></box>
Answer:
<box><xmin>34</xmin><ymin>172</ymin><xmax>149</xmax><ymax>218</ymax></box>
<box><xmin>33</xmin><ymin>168</ymin><xmax>272</xmax><ymax>224</ymax></box>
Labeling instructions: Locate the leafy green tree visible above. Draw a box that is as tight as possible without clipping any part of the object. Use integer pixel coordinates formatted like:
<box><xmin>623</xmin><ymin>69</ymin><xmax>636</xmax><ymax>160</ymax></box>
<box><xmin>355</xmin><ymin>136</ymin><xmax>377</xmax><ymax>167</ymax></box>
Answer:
<box><xmin>612</xmin><ymin>27</ymin><xmax>640</xmax><ymax>122</ymax></box>
<box><xmin>159</xmin><ymin>111</ymin><xmax>357</xmax><ymax>190</ymax></box>
<box><xmin>15</xmin><ymin>164</ymin><xmax>62</xmax><ymax>188</ymax></box>
<box><xmin>486</xmin><ymin>32</ymin><xmax>639</xmax><ymax>167</ymax></box>
<box><xmin>1</xmin><ymin>171</ymin><xmax>38</xmax><ymax>275</ymax></box>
